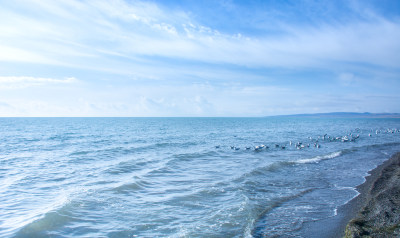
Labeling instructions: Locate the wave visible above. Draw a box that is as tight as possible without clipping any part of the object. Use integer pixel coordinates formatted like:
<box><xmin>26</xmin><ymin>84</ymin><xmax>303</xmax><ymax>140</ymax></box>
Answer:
<box><xmin>102</xmin><ymin>148</ymin><xmax>219</xmax><ymax>180</ymax></box>
<box><xmin>104</xmin><ymin>159</ymin><xmax>152</xmax><ymax>175</ymax></box>
<box><xmin>235</xmin><ymin>151</ymin><xmax>345</xmax><ymax>183</ymax></box>
<box><xmin>364</xmin><ymin>141</ymin><xmax>400</xmax><ymax>150</ymax></box>
<box><xmin>333</xmin><ymin>184</ymin><xmax>360</xmax><ymax>207</ymax></box>
<box><xmin>7</xmin><ymin>191</ymin><xmax>71</xmax><ymax>238</ymax></box>
<box><xmin>251</xmin><ymin>188</ymin><xmax>315</xmax><ymax>237</ymax></box>
<box><xmin>168</xmin><ymin>150</ymin><xmax>219</xmax><ymax>162</ymax></box>
<box><xmin>295</xmin><ymin>151</ymin><xmax>343</xmax><ymax>164</ymax></box>
<box><xmin>109</xmin><ymin>178</ymin><xmax>153</xmax><ymax>194</ymax></box>
<box><xmin>140</xmin><ymin>150</ymin><xmax>221</xmax><ymax>177</ymax></box>
<box><xmin>293</xmin><ymin>141</ymin><xmax>400</xmax><ymax>165</ymax></box>
<box><xmin>67</xmin><ymin>140</ymin><xmax>201</xmax><ymax>158</ymax></box>
<box><xmin>13</xmin><ymin>210</ymin><xmax>76</xmax><ymax>238</ymax></box>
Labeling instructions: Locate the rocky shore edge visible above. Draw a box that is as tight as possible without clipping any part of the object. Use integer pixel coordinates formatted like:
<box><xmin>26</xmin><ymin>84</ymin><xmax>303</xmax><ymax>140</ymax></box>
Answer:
<box><xmin>344</xmin><ymin>152</ymin><xmax>400</xmax><ymax>237</ymax></box>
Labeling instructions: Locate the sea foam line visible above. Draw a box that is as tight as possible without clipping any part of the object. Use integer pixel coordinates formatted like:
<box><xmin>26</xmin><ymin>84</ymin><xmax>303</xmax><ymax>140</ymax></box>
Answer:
<box><xmin>296</xmin><ymin>151</ymin><xmax>342</xmax><ymax>164</ymax></box>
<box><xmin>1</xmin><ymin>189</ymin><xmax>71</xmax><ymax>237</ymax></box>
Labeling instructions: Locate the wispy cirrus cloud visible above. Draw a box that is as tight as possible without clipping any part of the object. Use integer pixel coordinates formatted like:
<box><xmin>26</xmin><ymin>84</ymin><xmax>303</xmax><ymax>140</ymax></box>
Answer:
<box><xmin>0</xmin><ymin>76</ymin><xmax>77</xmax><ymax>89</ymax></box>
<box><xmin>0</xmin><ymin>0</ymin><xmax>399</xmax><ymax>116</ymax></box>
<box><xmin>1</xmin><ymin>0</ymin><xmax>399</xmax><ymax>71</ymax></box>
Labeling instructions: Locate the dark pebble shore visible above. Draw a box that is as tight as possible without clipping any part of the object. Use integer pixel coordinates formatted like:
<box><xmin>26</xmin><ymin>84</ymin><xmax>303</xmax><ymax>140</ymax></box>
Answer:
<box><xmin>342</xmin><ymin>152</ymin><xmax>400</xmax><ymax>237</ymax></box>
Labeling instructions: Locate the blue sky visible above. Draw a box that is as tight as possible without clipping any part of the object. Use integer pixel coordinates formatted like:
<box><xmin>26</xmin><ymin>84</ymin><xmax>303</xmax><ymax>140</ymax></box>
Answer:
<box><xmin>0</xmin><ymin>0</ymin><xmax>399</xmax><ymax>116</ymax></box>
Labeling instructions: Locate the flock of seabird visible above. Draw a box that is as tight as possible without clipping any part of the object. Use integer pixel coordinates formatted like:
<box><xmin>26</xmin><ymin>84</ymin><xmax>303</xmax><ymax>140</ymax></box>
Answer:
<box><xmin>215</xmin><ymin>128</ymin><xmax>399</xmax><ymax>152</ymax></box>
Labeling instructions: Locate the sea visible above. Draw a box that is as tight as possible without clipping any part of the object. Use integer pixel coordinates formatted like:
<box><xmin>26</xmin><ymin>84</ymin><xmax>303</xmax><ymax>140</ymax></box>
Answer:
<box><xmin>1</xmin><ymin>117</ymin><xmax>400</xmax><ymax>238</ymax></box>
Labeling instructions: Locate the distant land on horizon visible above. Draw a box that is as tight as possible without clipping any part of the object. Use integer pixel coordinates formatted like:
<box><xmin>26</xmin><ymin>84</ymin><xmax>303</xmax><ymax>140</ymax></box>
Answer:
<box><xmin>270</xmin><ymin>112</ymin><xmax>400</xmax><ymax>118</ymax></box>
<box><xmin>1</xmin><ymin>113</ymin><xmax>400</xmax><ymax>118</ymax></box>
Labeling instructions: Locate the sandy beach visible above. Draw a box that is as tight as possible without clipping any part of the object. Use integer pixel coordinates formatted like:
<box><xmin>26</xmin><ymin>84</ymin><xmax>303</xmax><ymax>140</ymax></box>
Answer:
<box><xmin>341</xmin><ymin>152</ymin><xmax>400</xmax><ymax>237</ymax></box>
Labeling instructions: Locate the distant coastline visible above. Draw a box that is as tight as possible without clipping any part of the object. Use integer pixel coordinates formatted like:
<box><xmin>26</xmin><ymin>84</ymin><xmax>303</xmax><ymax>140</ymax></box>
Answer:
<box><xmin>269</xmin><ymin>112</ymin><xmax>400</xmax><ymax>119</ymax></box>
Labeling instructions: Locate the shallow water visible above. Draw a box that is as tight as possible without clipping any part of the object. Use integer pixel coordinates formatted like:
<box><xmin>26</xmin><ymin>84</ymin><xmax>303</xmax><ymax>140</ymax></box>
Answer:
<box><xmin>0</xmin><ymin>117</ymin><xmax>399</xmax><ymax>237</ymax></box>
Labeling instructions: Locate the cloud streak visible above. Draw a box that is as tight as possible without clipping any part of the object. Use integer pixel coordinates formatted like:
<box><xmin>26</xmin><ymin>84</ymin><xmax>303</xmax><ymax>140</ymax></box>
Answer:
<box><xmin>0</xmin><ymin>0</ymin><xmax>399</xmax><ymax>116</ymax></box>
<box><xmin>1</xmin><ymin>0</ymin><xmax>399</xmax><ymax>70</ymax></box>
<box><xmin>0</xmin><ymin>76</ymin><xmax>77</xmax><ymax>89</ymax></box>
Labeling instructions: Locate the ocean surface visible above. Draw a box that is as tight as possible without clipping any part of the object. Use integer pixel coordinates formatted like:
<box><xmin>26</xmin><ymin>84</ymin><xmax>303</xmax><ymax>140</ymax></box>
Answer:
<box><xmin>1</xmin><ymin>117</ymin><xmax>400</xmax><ymax>238</ymax></box>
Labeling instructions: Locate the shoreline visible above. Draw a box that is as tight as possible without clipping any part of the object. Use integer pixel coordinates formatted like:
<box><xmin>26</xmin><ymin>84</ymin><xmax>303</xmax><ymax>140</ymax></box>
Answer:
<box><xmin>340</xmin><ymin>152</ymin><xmax>400</xmax><ymax>237</ymax></box>
<box><xmin>300</xmin><ymin>152</ymin><xmax>400</xmax><ymax>237</ymax></box>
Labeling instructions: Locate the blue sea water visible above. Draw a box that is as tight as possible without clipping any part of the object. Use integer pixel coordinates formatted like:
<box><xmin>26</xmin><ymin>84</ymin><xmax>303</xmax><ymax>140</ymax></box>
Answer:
<box><xmin>0</xmin><ymin>117</ymin><xmax>400</xmax><ymax>238</ymax></box>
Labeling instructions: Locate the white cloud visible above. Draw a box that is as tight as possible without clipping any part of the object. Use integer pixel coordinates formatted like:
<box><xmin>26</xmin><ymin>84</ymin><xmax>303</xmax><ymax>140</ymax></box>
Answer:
<box><xmin>0</xmin><ymin>76</ymin><xmax>78</xmax><ymax>89</ymax></box>
<box><xmin>0</xmin><ymin>1</ymin><xmax>399</xmax><ymax>116</ymax></box>
<box><xmin>338</xmin><ymin>73</ymin><xmax>359</xmax><ymax>86</ymax></box>
<box><xmin>0</xmin><ymin>76</ymin><xmax>77</xmax><ymax>83</ymax></box>
<box><xmin>0</xmin><ymin>46</ymin><xmax>55</xmax><ymax>64</ymax></box>
<box><xmin>1</xmin><ymin>0</ymin><xmax>399</xmax><ymax>72</ymax></box>
<box><xmin>0</xmin><ymin>80</ymin><xmax>398</xmax><ymax>116</ymax></box>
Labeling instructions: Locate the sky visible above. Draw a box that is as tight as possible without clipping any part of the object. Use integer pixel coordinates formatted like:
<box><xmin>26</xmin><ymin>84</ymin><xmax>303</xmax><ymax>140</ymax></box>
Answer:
<box><xmin>0</xmin><ymin>0</ymin><xmax>400</xmax><ymax>117</ymax></box>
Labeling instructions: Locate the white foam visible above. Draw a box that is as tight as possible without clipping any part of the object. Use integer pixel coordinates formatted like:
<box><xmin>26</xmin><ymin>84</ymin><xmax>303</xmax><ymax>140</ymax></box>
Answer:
<box><xmin>243</xmin><ymin>218</ymin><xmax>255</xmax><ymax>238</ymax></box>
<box><xmin>1</xmin><ymin>189</ymin><xmax>70</xmax><ymax>236</ymax></box>
<box><xmin>296</xmin><ymin>151</ymin><xmax>342</xmax><ymax>164</ymax></box>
